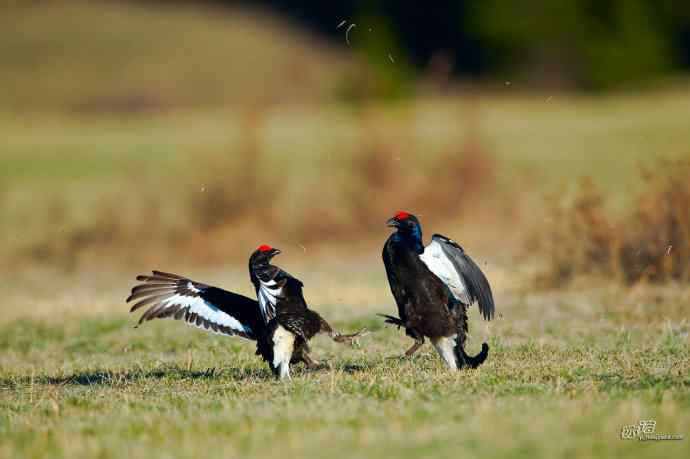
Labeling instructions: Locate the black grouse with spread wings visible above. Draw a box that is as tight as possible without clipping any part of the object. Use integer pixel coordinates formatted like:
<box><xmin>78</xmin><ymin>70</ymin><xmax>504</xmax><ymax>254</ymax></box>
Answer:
<box><xmin>127</xmin><ymin>245</ymin><xmax>365</xmax><ymax>379</ymax></box>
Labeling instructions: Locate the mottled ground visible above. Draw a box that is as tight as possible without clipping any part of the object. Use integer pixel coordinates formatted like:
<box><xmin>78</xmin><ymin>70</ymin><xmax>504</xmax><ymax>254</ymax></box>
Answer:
<box><xmin>1</xmin><ymin>265</ymin><xmax>687</xmax><ymax>458</ymax></box>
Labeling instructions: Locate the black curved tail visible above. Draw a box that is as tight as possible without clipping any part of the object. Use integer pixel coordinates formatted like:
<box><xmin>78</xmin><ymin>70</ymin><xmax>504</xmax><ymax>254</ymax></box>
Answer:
<box><xmin>377</xmin><ymin>313</ymin><xmax>405</xmax><ymax>328</ymax></box>
<box><xmin>456</xmin><ymin>342</ymin><xmax>489</xmax><ymax>369</ymax></box>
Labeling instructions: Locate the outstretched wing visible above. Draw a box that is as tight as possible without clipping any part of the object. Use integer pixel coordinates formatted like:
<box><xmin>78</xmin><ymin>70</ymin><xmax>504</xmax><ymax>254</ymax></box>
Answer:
<box><xmin>420</xmin><ymin>235</ymin><xmax>495</xmax><ymax>320</ymax></box>
<box><xmin>127</xmin><ymin>271</ymin><xmax>264</xmax><ymax>339</ymax></box>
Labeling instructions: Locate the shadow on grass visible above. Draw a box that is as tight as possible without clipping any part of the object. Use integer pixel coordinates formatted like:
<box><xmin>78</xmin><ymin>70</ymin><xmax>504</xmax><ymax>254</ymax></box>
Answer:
<box><xmin>0</xmin><ymin>366</ymin><xmax>275</xmax><ymax>388</ymax></box>
<box><xmin>340</xmin><ymin>363</ymin><xmax>369</xmax><ymax>374</ymax></box>
<box><xmin>0</xmin><ymin>361</ymin><xmax>378</xmax><ymax>389</ymax></box>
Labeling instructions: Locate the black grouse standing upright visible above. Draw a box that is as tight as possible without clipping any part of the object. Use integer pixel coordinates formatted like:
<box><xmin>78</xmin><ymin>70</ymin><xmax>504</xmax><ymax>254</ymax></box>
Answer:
<box><xmin>381</xmin><ymin>211</ymin><xmax>495</xmax><ymax>369</ymax></box>
<box><xmin>127</xmin><ymin>245</ymin><xmax>365</xmax><ymax>379</ymax></box>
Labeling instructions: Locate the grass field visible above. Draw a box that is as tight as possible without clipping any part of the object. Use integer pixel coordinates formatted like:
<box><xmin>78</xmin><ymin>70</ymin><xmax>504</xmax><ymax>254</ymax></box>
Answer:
<box><xmin>2</xmin><ymin>2</ymin><xmax>689</xmax><ymax>457</ymax></box>
<box><xmin>1</xmin><ymin>264</ymin><xmax>688</xmax><ymax>458</ymax></box>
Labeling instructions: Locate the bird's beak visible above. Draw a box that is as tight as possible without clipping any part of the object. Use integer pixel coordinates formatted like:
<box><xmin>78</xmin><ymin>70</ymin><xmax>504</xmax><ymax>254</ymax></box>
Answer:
<box><xmin>387</xmin><ymin>218</ymin><xmax>400</xmax><ymax>228</ymax></box>
<box><xmin>272</xmin><ymin>248</ymin><xmax>282</xmax><ymax>256</ymax></box>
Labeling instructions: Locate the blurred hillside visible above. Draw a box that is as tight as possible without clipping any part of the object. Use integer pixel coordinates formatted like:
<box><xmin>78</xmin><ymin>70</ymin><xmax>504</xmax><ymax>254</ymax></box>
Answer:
<box><xmin>4</xmin><ymin>0</ymin><xmax>690</xmax><ymax>114</ymax></box>
<box><xmin>0</xmin><ymin>1</ymin><xmax>354</xmax><ymax>112</ymax></box>
<box><xmin>242</xmin><ymin>0</ymin><xmax>690</xmax><ymax>89</ymax></box>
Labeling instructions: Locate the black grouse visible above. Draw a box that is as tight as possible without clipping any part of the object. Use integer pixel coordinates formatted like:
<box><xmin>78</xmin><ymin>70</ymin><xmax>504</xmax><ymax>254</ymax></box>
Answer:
<box><xmin>381</xmin><ymin>211</ymin><xmax>495</xmax><ymax>369</ymax></box>
<box><xmin>127</xmin><ymin>244</ymin><xmax>365</xmax><ymax>379</ymax></box>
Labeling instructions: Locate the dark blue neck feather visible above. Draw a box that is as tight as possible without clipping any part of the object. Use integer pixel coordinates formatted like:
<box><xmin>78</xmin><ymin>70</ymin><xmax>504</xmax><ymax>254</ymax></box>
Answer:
<box><xmin>393</xmin><ymin>225</ymin><xmax>424</xmax><ymax>254</ymax></box>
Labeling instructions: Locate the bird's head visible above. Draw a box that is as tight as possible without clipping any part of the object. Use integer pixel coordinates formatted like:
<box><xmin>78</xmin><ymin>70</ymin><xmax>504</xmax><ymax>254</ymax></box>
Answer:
<box><xmin>250</xmin><ymin>244</ymin><xmax>281</xmax><ymax>265</ymax></box>
<box><xmin>387</xmin><ymin>211</ymin><xmax>422</xmax><ymax>235</ymax></box>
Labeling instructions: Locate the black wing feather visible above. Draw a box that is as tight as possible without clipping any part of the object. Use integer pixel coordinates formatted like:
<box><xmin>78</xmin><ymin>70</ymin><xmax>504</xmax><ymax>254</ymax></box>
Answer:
<box><xmin>432</xmin><ymin>234</ymin><xmax>495</xmax><ymax>320</ymax></box>
<box><xmin>382</xmin><ymin>237</ymin><xmax>409</xmax><ymax>325</ymax></box>
<box><xmin>126</xmin><ymin>271</ymin><xmax>265</xmax><ymax>339</ymax></box>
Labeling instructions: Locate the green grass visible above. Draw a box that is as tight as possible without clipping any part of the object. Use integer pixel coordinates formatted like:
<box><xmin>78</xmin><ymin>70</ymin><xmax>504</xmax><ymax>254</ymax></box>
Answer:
<box><xmin>1</xmin><ymin>267</ymin><xmax>688</xmax><ymax>458</ymax></box>
<box><xmin>3</xmin><ymin>91</ymin><xmax>689</xmax><ymax>185</ymax></box>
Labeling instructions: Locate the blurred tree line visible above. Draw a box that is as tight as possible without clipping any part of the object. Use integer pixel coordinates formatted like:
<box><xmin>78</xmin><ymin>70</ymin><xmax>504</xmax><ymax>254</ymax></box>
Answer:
<box><xmin>219</xmin><ymin>0</ymin><xmax>690</xmax><ymax>89</ymax></box>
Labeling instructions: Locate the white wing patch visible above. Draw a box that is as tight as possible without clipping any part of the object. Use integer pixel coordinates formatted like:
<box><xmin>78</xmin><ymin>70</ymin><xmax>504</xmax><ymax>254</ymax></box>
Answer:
<box><xmin>158</xmin><ymin>282</ymin><xmax>250</xmax><ymax>335</ymax></box>
<box><xmin>420</xmin><ymin>239</ymin><xmax>472</xmax><ymax>305</ymax></box>
<box><xmin>258</xmin><ymin>279</ymin><xmax>282</xmax><ymax>323</ymax></box>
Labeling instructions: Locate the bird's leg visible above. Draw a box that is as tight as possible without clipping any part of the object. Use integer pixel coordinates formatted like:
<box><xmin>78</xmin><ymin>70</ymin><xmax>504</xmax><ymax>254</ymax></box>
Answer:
<box><xmin>404</xmin><ymin>336</ymin><xmax>425</xmax><ymax>357</ymax></box>
<box><xmin>318</xmin><ymin>315</ymin><xmax>370</xmax><ymax>347</ymax></box>
<box><xmin>385</xmin><ymin>336</ymin><xmax>425</xmax><ymax>360</ymax></box>
<box><xmin>290</xmin><ymin>339</ymin><xmax>322</xmax><ymax>370</ymax></box>
<box><xmin>300</xmin><ymin>352</ymin><xmax>322</xmax><ymax>370</ymax></box>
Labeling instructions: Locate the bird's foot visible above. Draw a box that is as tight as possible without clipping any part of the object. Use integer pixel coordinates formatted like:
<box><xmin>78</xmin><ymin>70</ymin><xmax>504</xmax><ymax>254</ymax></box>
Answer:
<box><xmin>298</xmin><ymin>353</ymin><xmax>326</xmax><ymax>371</ymax></box>
<box><xmin>332</xmin><ymin>328</ymin><xmax>370</xmax><ymax>347</ymax></box>
<box><xmin>305</xmin><ymin>359</ymin><xmax>327</xmax><ymax>371</ymax></box>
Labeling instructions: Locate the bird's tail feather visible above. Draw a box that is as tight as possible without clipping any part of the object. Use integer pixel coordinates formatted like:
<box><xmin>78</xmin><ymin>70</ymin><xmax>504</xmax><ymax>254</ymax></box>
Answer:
<box><xmin>456</xmin><ymin>342</ymin><xmax>489</xmax><ymax>369</ymax></box>
<box><xmin>377</xmin><ymin>314</ymin><xmax>405</xmax><ymax>328</ymax></box>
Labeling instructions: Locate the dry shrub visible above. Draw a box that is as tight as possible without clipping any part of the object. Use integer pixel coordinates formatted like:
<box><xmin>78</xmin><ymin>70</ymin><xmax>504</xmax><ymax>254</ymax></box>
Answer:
<box><xmin>534</xmin><ymin>178</ymin><xmax>619</xmax><ymax>283</ymax></box>
<box><xmin>20</xmin><ymin>190</ymin><xmax>172</xmax><ymax>269</ymax></box>
<box><xmin>282</xmin><ymin>107</ymin><xmax>497</xmax><ymax>246</ymax></box>
<box><xmin>190</xmin><ymin>110</ymin><xmax>274</xmax><ymax>230</ymax></box>
<box><xmin>413</xmin><ymin>130</ymin><xmax>496</xmax><ymax>216</ymax></box>
<box><xmin>345</xmin><ymin>134</ymin><xmax>404</xmax><ymax>232</ymax></box>
<box><xmin>535</xmin><ymin>159</ymin><xmax>690</xmax><ymax>286</ymax></box>
<box><xmin>7</xmin><ymin>108</ymin><xmax>503</xmax><ymax>269</ymax></box>
<box><xmin>620</xmin><ymin>160</ymin><xmax>690</xmax><ymax>282</ymax></box>
<box><xmin>344</xmin><ymin>108</ymin><xmax>496</xmax><ymax>232</ymax></box>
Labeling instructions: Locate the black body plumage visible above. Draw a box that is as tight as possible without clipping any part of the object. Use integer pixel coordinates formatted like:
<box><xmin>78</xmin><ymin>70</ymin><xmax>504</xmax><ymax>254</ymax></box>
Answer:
<box><xmin>382</xmin><ymin>212</ymin><xmax>495</xmax><ymax>369</ymax></box>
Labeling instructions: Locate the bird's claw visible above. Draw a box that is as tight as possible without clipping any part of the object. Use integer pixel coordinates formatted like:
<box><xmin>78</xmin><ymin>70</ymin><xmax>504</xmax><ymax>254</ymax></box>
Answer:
<box><xmin>305</xmin><ymin>360</ymin><xmax>327</xmax><ymax>371</ymax></box>
<box><xmin>333</xmin><ymin>328</ymin><xmax>370</xmax><ymax>347</ymax></box>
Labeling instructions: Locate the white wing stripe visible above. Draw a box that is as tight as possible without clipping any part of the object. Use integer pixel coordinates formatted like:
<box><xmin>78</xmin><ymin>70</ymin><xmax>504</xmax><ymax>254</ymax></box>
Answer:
<box><xmin>258</xmin><ymin>280</ymin><xmax>281</xmax><ymax>323</ymax></box>
<box><xmin>159</xmin><ymin>294</ymin><xmax>250</xmax><ymax>334</ymax></box>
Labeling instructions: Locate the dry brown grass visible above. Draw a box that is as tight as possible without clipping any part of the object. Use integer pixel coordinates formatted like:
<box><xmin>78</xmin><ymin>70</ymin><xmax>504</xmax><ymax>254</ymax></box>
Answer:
<box><xmin>534</xmin><ymin>159</ymin><xmax>690</xmax><ymax>286</ymax></box>
<box><xmin>189</xmin><ymin>110</ymin><xmax>278</xmax><ymax>230</ymax></box>
<box><xmin>342</xmin><ymin>108</ymin><xmax>497</xmax><ymax>232</ymax></box>
<box><xmin>6</xmin><ymin>108</ymin><xmax>500</xmax><ymax>267</ymax></box>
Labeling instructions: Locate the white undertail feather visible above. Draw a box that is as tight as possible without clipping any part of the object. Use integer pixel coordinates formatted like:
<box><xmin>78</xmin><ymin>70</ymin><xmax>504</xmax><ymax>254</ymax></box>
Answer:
<box><xmin>431</xmin><ymin>335</ymin><xmax>458</xmax><ymax>370</ymax></box>
<box><xmin>272</xmin><ymin>325</ymin><xmax>295</xmax><ymax>380</ymax></box>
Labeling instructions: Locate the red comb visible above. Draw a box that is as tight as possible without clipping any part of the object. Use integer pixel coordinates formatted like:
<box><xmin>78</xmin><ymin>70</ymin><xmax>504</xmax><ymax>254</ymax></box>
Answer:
<box><xmin>258</xmin><ymin>244</ymin><xmax>272</xmax><ymax>252</ymax></box>
<box><xmin>395</xmin><ymin>211</ymin><xmax>411</xmax><ymax>220</ymax></box>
